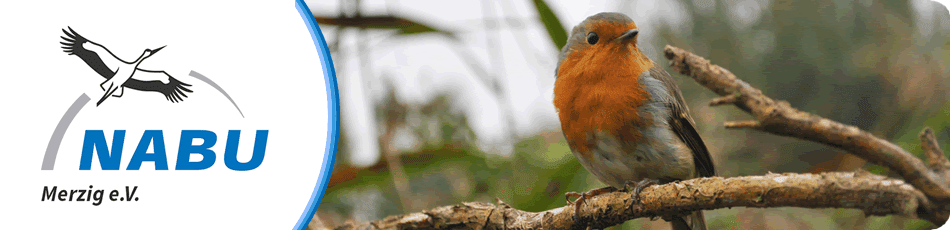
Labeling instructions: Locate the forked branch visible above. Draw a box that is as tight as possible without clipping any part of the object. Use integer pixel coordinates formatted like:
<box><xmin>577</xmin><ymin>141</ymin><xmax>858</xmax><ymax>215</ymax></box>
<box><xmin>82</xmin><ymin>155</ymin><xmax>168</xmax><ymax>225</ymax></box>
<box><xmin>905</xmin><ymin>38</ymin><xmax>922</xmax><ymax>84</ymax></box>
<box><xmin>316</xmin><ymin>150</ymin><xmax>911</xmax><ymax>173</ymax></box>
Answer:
<box><xmin>664</xmin><ymin>45</ymin><xmax>950</xmax><ymax>225</ymax></box>
<box><xmin>329</xmin><ymin>46</ymin><xmax>950</xmax><ymax>230</ymax></box>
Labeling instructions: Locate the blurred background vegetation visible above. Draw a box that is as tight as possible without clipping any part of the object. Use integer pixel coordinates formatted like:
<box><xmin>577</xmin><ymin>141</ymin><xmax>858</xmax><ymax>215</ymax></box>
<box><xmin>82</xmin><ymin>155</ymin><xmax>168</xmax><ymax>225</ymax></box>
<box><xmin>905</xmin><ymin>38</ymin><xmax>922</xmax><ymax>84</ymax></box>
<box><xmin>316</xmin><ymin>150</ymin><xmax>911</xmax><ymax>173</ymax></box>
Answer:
<box><xmin>305</xmin><ymin>0</ymin><xmax>950</xmax><ymax>229</ymax></box>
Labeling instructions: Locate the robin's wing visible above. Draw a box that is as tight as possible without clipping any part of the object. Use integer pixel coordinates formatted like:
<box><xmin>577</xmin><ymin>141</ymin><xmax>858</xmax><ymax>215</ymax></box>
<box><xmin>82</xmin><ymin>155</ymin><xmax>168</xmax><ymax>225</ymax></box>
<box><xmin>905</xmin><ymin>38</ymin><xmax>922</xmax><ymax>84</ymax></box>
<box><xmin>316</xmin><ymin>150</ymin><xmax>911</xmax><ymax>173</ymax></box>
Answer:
<box><xmin>648</xmin><ymin>66</ymin><xmax>716</xmax><ymax>177</ymax></box>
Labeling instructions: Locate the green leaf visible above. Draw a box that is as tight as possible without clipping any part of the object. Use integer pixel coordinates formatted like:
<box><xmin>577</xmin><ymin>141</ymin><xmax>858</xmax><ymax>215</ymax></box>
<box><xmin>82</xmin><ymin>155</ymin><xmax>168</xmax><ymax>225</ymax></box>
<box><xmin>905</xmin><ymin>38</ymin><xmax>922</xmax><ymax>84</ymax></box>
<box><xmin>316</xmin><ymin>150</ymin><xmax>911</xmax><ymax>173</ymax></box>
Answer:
<box><xmin>531</xmin><ymin>0</ymin><xmax>568</xmax><ymax>50</ymax></box>
<box><xmin>314</xmin><ymin>15</ymin><xmax>448</xmax><ymax>36</ymax></box>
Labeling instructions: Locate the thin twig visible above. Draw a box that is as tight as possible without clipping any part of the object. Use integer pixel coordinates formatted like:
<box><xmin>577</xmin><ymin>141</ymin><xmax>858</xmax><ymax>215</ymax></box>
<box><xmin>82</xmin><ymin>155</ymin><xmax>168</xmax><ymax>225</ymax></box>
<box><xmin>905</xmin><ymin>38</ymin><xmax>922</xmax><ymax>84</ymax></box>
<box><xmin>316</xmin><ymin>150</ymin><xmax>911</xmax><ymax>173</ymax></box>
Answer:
<box><xmin>709</xmin><ymin>93</ymin><xmax>739</xmax><ymax>106</ymax></box>
<box><xmin>334</xmin><ymin>46</ymin><xmax>950</xmax><ymax>229</ymax></box>
<box><xmin>724</xmin><ymin>120</ymin><xmax>761</xmax><ymax>129</ymax></box>
<box><xmin>664</xmin><ymin>45</ymin><xmax>950</xmax><ymax>224</ymax></box>
<box><xmin>921</xmin><ymin>127</ymin><xmax>950</xmax><ymax>170</ymax></box>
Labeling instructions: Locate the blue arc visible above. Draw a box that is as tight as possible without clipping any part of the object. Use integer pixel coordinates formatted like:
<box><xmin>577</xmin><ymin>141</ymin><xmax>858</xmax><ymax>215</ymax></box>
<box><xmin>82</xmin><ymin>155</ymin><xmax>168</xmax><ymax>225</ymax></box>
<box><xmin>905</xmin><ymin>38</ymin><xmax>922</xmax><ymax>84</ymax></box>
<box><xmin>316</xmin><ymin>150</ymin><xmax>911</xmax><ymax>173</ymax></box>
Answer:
<box><xmin>40</xmin><ymin>2</ymin><xmax>339</xmax><ymax>227</ymax></box>
<box><xmin>293</xmin><ymin>0</ymin><xmax>340</xmax><ymax>230</ymax></box>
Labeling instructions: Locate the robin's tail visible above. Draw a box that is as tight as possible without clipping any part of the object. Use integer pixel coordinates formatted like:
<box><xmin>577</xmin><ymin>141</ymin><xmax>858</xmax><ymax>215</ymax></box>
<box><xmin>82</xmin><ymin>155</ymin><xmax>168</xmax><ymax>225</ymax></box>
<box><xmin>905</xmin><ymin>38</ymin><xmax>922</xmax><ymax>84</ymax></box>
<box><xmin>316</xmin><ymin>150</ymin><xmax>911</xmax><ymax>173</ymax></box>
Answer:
<box><xmin>671</xmin><ymin>210</ymin><xmax>707</xmax><ymax>230</ymax></box>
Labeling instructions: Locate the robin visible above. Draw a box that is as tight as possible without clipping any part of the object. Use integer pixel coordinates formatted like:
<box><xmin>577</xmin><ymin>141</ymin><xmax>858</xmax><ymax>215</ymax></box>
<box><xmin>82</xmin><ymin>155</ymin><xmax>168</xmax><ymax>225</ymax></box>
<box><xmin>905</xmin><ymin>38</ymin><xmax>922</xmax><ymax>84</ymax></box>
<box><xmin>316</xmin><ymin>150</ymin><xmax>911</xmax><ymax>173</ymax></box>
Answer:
<box><xmin>553</xmin><ymin>12</ymin><xmax>715</xmax><ymax>230</ymax></box>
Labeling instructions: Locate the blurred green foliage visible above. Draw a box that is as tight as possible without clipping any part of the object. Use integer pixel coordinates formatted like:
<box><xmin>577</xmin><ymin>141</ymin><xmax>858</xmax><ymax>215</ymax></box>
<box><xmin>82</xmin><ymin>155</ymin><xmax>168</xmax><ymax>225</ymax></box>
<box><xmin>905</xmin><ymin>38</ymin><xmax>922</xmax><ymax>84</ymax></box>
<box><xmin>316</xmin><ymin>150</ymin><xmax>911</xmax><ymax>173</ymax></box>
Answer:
<box><xmin>532</xmin><ymin>0</ymin><xmax>569</xmax><ymax>50</ymax></box>
<box><xmin>314</xmin><ymin>16</ymin><xmax>449</xmax><ymax>36</ymax></box>
<box><xmin>316</xmin><ymin>0</ymin><xmax>950</xmax><ymax>229</ymax></box>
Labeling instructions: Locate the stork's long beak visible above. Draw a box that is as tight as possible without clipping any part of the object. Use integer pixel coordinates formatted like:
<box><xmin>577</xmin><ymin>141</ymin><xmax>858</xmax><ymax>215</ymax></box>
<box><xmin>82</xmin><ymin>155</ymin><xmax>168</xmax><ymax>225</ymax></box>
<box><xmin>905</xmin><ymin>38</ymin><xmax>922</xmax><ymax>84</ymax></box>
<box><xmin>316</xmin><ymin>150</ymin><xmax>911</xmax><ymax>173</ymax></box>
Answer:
<box><xmin>617</xmin><ymin>29</ymin><xmax>639</xmax><ymax>42</ymax></box>
<box><xmin>152</xmin><ymin>45</ymin><xmax>166</xmax><ymax>54</ymax></box>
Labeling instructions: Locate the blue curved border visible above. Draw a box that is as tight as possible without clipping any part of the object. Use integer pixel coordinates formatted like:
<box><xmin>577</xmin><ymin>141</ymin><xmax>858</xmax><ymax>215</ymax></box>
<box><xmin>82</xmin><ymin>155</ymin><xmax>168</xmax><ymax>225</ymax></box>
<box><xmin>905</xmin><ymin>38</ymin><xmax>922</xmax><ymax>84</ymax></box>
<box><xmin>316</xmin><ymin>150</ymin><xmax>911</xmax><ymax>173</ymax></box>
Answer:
<box><xmin>294</xmin><ymin>1</ymin><xmax>340</xmax><ymax>229</ymax></box>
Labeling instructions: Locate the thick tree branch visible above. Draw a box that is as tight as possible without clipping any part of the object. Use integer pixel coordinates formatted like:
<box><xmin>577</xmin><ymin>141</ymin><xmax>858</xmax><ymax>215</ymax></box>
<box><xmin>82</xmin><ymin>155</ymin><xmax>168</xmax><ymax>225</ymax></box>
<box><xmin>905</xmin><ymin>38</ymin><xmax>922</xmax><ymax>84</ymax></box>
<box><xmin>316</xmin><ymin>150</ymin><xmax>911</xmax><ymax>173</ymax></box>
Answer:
<box><xmin>335</xmin><ymin>172</ymin><xmax>929</xmax><ymax>230</ymax></box>
<box><xmin>663</xmin><ymin>45</ymin><xmax>950</xmax><ymax>223</ymax></box>
<box><xmin>331</xmin><ymin>46</ymin><xmax>950</xmax><ymax>229</ymax></box>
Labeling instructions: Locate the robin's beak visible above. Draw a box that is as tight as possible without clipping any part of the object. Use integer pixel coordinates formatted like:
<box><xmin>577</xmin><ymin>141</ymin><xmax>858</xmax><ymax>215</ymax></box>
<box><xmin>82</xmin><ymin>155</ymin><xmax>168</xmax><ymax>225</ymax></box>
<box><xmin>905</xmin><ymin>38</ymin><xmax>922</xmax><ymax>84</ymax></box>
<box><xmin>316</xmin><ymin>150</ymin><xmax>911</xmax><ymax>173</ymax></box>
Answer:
<box><xmin>616</xmin><ymin>29</ymin><xmax>639</xmax><ymax>43</ymax></box>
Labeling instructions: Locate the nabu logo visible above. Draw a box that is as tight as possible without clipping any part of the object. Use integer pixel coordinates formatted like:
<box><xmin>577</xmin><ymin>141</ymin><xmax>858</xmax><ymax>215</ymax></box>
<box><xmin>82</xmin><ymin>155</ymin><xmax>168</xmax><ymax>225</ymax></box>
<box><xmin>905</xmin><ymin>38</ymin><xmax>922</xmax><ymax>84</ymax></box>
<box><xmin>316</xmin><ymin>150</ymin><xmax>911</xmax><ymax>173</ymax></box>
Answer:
<box><xmin>42</xmin><ymin>27</ymin><xmax>267</xmax><ymax>171</ymax></box>
<box><xmin>80</xmin><ymin>130</ymin><xmax>268</xmax><ymax>171</ymax></box>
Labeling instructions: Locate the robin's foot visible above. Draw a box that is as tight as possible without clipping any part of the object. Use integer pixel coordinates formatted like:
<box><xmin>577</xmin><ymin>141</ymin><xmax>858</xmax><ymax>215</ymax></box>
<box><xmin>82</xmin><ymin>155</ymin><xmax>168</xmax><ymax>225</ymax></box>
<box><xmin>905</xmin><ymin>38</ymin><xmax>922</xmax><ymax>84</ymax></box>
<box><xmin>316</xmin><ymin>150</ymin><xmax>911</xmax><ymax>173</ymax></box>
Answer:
<box><xmin>622</xmin><ymin>179</ymin><xmax>659</xmax><ymax>210</ymax></box>
<box><xmin>565</xmin><ymin>186</ymin><xmax>617</xmax><ymax>221</ymax></box>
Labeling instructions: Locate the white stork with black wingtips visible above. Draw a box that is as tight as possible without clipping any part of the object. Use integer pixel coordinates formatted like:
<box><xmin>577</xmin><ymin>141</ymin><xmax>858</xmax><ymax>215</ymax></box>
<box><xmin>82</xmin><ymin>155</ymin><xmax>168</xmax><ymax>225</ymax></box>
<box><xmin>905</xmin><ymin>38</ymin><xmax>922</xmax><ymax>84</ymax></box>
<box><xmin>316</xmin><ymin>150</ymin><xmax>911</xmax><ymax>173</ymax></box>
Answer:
<box><xmin>60</xmin><ymin>27</ymin><xmax>193</xmax><ymax>106</ymax></box>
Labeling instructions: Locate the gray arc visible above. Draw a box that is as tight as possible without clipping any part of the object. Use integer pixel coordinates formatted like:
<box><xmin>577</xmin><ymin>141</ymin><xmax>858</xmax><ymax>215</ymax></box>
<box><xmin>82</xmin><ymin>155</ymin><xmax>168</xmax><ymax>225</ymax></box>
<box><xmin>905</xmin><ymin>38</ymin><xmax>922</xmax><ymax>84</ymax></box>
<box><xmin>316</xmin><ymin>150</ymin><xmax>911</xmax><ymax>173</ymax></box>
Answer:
<box><xmin>40</xmin><ymin>71</ymin><xmax>243</xmax><ymax>170</ymax></box>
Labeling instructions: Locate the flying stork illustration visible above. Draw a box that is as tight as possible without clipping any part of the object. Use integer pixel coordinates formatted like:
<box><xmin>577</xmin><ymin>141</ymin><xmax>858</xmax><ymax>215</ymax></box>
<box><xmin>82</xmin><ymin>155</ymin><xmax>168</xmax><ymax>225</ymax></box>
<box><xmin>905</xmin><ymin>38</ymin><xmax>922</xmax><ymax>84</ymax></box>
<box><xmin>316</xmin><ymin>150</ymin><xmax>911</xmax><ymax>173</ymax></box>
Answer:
<box><xmin>60</xmin><ymin>27</ymin><xmax>192</xmax><ymax>106</ymax></box>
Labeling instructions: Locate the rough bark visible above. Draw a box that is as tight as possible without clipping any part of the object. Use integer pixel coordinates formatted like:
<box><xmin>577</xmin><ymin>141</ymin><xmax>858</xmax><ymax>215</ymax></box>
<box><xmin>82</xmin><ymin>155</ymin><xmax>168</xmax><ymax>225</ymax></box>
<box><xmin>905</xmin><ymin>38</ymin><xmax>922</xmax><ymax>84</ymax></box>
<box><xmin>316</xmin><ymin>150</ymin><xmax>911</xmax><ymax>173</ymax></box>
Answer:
<box><xmin>330</xmin><ymin>45</ymin><xmax>950</xmax><ymax>230</ymax></box>
<box><xmin>335</xmin><ymin>172</ymin><xmax>927</xmax><ymax>230</ymax></box>
<box><xmin>663</xmin><ymin>45</ymin><xmax>949</xmax><ymax>225</ymax></box>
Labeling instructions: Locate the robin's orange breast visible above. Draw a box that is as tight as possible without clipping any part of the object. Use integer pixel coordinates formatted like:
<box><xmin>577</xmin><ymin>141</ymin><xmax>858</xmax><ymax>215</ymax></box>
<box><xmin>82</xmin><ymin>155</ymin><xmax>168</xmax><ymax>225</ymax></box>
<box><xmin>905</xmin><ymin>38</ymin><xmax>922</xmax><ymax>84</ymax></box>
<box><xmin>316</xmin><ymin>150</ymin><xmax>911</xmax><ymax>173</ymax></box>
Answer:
<box><xmin>553</xmin><ymin>45</ymin><xmax>654</xmax><ymax>155</ymax></box>
<box><xmin>556</xmin><ymin>67</ymin><xmax>700</xmax><ymax>186</ymax></box>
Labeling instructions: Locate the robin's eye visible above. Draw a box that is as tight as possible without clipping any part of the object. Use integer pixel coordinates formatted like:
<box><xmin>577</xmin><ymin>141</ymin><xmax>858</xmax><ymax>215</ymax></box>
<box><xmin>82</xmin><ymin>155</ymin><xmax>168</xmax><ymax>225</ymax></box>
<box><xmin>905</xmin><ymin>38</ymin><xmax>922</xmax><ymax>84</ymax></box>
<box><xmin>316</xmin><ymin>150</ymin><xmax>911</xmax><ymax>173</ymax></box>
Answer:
<box><xmin>586</xmin><ymin>32</ymin><xmax>599</xmax><ymax>45</ymax></box>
